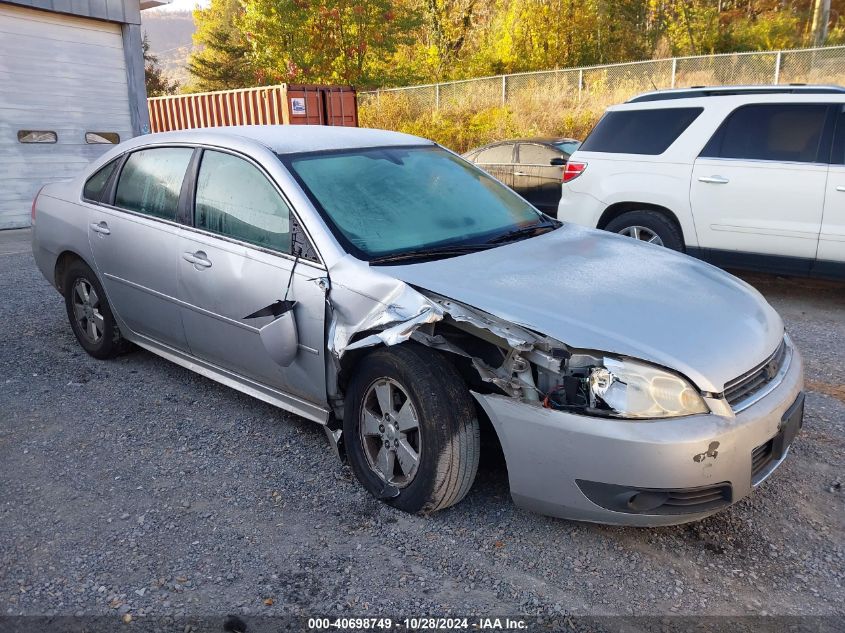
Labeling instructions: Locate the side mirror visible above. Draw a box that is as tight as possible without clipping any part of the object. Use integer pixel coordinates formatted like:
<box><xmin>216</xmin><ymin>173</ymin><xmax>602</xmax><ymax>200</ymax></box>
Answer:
<box><xmin>549</xmin><ymin>157</ymin><xmax>566</xmax><ymax>166</ymax></box>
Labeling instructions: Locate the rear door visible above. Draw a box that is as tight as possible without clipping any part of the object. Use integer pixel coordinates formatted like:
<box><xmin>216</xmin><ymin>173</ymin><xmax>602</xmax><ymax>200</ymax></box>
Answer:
<box><xmin>87</xmin><ymin>146</ymin><xmax>194</xmax><ymax>351</ymax></box>
<box><xmin>177</xmin><ymin>148</ymin><xmax>328</xmax><ymax>405</ymax></box>
<box><xmin>473</xmin><ymin>143</ymin><xmax>516</xmax><ymax>188</ymax></box>
<box><xmin>817</xmin><ymin>105</ymin><xmax>845</xmax><ymax>276</ymax></box>
<box><xmin>514</xmin><ymin>143</ymin><xmax>565</xmax><ymax>212</ymax></box>
<box><xmin>689</xmin><ymin>103</ymin><xmax>830</xmax><ymax>273</ymax></box>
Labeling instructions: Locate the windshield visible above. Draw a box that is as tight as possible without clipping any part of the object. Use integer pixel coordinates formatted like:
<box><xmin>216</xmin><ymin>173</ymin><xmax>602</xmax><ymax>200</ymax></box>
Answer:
<box><xmin>283</xmin><ymin>145</ymin><xmax>546</xmax><ymax>261</ymax></box>
<box><xmin>553</xmin><ymin>140</ymin><xmax>581</xmax><ymax>155</ymax></box>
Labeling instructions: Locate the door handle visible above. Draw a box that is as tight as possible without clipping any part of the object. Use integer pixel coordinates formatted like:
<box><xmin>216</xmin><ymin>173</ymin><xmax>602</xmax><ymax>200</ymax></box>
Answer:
<box><xmin>514</xmin><ymin>171</ymin><xmax>529</xmax><ymax>176</ymax></box>
<box><xmin>836</xmin><ymin>186</ymin><xmax>845</xmax><ymax>192</ymax></box>
<box><xmin>698</xmin><ymin>175</ymin><xmax>730</xmax><ymax>184</ymax></box>
<box><xmin>89</xmin><ymin>221</ymin><xmax>110</xmax><ymax>235</ymax></box>
<box><xmin>182</xmin><ymin>251</ymin><xmax>212</xmax><ymax>268</ymax></box>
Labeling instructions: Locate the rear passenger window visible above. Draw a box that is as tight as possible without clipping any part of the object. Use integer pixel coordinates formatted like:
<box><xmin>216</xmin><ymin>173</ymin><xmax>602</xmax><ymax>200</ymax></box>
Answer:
<box><xmin>475</xmin><ymin>144</ymin><xmax>513</xmax><ymax>164</ymax></box>
<box><xmin>194</xmin><ymin>150</ymin><xmax>291</xmax><ymax>253</ymax></box>
<box><xmin>580</xmin><ymin>108</ymin><xmax>702</xmax><ymax>155</ymax></box>
<box><xmin>83</xmin><ymin>160</ymin><xmax>118</xmax><ymax>202</ymax></box>
<box><xmin>700</xmin><ymin>104</ymin><xmax>828</xmax><ymax>163</ymax></box>
<box><xmin>115</xmin><ymin>148</ymin><xmax>193</xmax><ymax>220</ymax></box>
<box><xmin>518</xmin><ymin>144</ymin><xmax>559</xmax><ymax>164</ymax></box>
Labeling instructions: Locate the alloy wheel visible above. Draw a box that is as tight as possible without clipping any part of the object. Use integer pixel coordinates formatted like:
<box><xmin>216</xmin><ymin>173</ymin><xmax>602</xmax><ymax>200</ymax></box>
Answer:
<box><xmin>618</xmin><ymin>225</ymin><xmax>664</xmax><ymax>246</ymax></box>
<box><xmin>71</xmin><ymin>278</ymin><xmax>105</xmax><ymax>344</ymax></box>
<box><xmin>359</xmin><ymin>378</ymin><xmax>422</xmax><ymax>488</ymax></box>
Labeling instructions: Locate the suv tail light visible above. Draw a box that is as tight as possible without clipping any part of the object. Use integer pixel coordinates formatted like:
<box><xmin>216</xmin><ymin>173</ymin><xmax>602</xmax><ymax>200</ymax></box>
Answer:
<box><xmin>563</xmin><ymin>161</ymin><xmax>587</xmax><ymax>183</ymax></box>
<box><xmin>31</xmin><ymin>185</ymin><xmax>45</xmax><ymax>222</ymax></box>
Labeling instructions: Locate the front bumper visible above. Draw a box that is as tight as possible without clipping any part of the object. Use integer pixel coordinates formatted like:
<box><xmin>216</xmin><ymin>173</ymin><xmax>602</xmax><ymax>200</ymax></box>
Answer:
<box><xmin>472</xmin><ymin>345</ymin><xmax>804</xmax><ymax>527</ymax></box>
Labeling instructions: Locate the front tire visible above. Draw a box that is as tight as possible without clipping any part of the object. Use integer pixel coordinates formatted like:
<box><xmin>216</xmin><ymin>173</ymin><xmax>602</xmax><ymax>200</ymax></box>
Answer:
<box><xmin>605</xmin><ymin>210</ymin><xmax>684</xmax><ymax>251</ymax></box>
<box><xmin>344</xmin><ymin>344</ymin><xmax>480</xmax><ymax>514</ymax></box>
<box><xmin>63</xmin><ymin>259</ymin><xmax>130</xmax><ymax>359</ymax></box>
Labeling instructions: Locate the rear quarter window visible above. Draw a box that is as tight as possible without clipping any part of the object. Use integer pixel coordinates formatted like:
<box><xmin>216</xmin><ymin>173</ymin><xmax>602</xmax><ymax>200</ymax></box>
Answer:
<box><xmin>83</xmin><ymin>160</ymin><xmax>119</xmax><ymax>202</ymax></box>
<box><xmin>580</xmin><ymin>107</ymin><xmax>703</xmax><ymax>155</ymax></box>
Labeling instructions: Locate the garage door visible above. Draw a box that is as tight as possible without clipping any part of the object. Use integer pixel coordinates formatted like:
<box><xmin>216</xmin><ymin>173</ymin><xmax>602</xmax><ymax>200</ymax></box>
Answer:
<box><xmin>0</xmin><ymin>4</ymin><xmax>133</xmax><ymax>229</ymax></box>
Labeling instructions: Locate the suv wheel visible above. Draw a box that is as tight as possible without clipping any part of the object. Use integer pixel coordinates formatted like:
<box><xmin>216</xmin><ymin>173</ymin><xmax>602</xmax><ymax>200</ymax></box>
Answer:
<box><xmin>344</xmin><ymin>344</ymin><xmax>480</xmax><ymax>514</ymax></box>
<box><xmin>605</xmin><ymin>210</ymin><xmax>684</xmax><ymax>251</ymax></box>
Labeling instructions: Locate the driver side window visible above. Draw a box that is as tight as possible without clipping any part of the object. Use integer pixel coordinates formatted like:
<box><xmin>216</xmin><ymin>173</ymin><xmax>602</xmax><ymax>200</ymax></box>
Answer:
<box><xmin>194</xmin><ymin>150</ymin><xmax>292</xmax><ymax>254</ymax></box>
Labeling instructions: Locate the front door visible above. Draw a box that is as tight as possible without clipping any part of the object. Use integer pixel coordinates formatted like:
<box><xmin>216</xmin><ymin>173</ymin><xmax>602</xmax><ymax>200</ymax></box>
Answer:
<box><xmin>689</xmin><ymin>103</ymin><xmax>829</xmax><ymax>274</ymax></box>
<box><xmin>87</xmin><ymin>146</ymin><xmax>194</xmax><ymax>351</ymax></box>
<box><xmin>514</xmin><ymin>143</ymin><xmax>565</xmax><ymax>212</ymax></box>
<box><xmin>177</xmin><ymin>148</ymin><xmax>327</xmax><ymax>405</ymax></box>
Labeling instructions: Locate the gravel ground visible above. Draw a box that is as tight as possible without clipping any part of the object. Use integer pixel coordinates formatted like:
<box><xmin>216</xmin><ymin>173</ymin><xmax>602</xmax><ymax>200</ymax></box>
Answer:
<box><xmin>1</xmin><ymin>243</ymin><xmax>843</xmax><ymax>625</ymax></box>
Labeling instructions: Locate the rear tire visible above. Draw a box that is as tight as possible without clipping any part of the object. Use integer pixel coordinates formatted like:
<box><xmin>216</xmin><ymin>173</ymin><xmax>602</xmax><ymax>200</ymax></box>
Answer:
<box><xmin>344</xmin><ymin>344</ymin><xmax>480</xmax><ymax>514</ymax></box>
<box><xmin>605</xmin><ymin>210</ymin><xmax>684</xmax><ymax>252</ymax></box>
<box><xmin>63</xmin><ymin>260</ymin><xmax>130</xmax><ymax>359</ymax></box>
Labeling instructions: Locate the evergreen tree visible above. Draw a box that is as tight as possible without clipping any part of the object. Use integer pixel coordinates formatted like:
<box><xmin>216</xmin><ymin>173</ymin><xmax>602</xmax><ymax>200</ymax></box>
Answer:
<box><xmin>143</xmin><ymin>33</ymin><xmax>178</xmax><ymax>97</ymax></box>
<box><xmin>188</xmin><ymin>0</ymin><xmax>258</xmax><ymax>91</ymax></box>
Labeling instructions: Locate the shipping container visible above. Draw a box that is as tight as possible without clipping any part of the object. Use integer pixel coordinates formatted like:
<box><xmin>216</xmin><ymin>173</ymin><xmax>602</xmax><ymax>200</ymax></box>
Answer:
<box><xmin>147</xmin><ymin>84</ymin><xmax>358</xmax><ymax>133</ymax></box>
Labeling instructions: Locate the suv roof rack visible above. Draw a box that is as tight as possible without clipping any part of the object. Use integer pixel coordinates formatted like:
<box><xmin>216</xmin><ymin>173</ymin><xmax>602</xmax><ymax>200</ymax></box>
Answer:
<box><xmin>626</xmin><ymin>84</ymin><xmax>845</xmax><ymax>103</ymax></box>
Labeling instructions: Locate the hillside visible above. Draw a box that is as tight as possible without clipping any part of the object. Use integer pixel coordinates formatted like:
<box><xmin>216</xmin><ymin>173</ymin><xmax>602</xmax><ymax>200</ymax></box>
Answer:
<box><xmin>141</xmin><ymin>9</ymin><xmax>196</xmax><ymax>88</ymax></box>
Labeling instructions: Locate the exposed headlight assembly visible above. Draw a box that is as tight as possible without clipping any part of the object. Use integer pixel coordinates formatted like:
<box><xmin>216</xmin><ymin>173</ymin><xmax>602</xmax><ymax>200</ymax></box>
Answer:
<box><xmin>586</xmin><ymin>357</ymin><xmax>709</xmax><ymax>419</ymax></box>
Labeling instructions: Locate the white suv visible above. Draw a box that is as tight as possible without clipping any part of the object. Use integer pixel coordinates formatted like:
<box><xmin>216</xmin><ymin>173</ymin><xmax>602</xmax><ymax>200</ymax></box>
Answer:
<box><xmin>557</xmin><ymin>85</ymin><xmax>845</xmax><ymax>279</ymax></box>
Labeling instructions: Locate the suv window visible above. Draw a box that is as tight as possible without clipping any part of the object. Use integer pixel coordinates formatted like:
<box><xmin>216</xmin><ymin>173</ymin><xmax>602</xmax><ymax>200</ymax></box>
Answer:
<box><xmin>518</xmin><ymin>144</ymin><xmax>559</xmax><ymax>164</ymax></box>
<box><xmin>194</xmin><ymin>150</ymin><xmax>291</xmax><ymax>253</ymax></box>
<box><xmin>475</xmin><ymin>144</ymin><xmax>514</xmax><ymax>164</ymax></box>
<box><xmin>115</xmin><ymin>148</ymin><xmax>193</xmax><ymax>220</ymax></box>
<box><xmin>580</xmin><ymin>107</ymin><xmax>702</xmax><ymax>155</ymax></box>
<box><xmin>83</xmin><ymin>159</ymin><xmax>119</xmax><ymax>202</ymax></box>
<box><xmin>700</xmin><ymin>104</ymin><xmax>829</xmax><ymax>163</ymax></box>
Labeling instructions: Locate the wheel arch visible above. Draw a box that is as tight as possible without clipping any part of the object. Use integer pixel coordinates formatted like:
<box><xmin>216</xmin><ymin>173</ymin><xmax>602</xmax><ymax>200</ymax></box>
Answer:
<box><xmin>597</xmin><ymin>202</ymin><xmax>684</xmax><ymax>236</ymax></box>
<box><xmin>336</xmin><ymin>340</ymin><xmax>505</xmax><ymax>468</ymax></box>
<box><xmin>54</xmin><ymin>250</ymin><xmax>96</xmax><ymax>296</ymax></box>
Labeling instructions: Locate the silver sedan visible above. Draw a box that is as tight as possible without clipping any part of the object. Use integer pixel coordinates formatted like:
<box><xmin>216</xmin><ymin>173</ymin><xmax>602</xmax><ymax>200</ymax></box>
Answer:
<box><xmin>31</xmin><ymin>126</ymin><xmax>804</xmax><ymax>526</ymax></box>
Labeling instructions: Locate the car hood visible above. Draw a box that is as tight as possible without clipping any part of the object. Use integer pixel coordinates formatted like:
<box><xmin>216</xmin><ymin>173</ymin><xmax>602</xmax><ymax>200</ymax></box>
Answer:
<box><xmin>385</xmin><ymin>224</ymin><xmax>784</xmax><ymax>393</ymax></box>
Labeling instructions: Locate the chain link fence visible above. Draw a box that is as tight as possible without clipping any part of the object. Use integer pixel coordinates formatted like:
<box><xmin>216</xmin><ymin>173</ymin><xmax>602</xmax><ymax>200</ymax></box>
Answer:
<box><xmin>360</xmin><ymin>45</ymin><xmax>845</xmax><ymax>118</ymax></box>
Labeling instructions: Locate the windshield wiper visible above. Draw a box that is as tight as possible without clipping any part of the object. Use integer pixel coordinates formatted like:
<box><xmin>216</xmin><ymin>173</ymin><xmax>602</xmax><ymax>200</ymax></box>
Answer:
<box><xmin>486</xmin><ymin>219</ymin><xmax>560</xmax><ymax>245</ymax></box>
<box><xmin>369</xmin><ymin>243</ymin><xmax>493</xmax><ymax>265</ymax></box>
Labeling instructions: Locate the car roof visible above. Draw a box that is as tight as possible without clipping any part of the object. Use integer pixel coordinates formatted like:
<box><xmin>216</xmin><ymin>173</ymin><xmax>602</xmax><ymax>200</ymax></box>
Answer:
<box><xmin>627</xmin><ymin>84</ymin><xmax>845</xmax><ymax>103</ymax></box>
<box><xmin>132</xmin><ymin>125</ymin><xmax>433</xmax><ymax>154</ymax></box>
<box><xmin>519</xmin><ymin>137</ymin><xmax>581</xmax><ymax>144</ymax></box>
<box><xmin>465</xmin><ymin>137</ymin><xmax>580</xmax><ymax>154</ymax></box>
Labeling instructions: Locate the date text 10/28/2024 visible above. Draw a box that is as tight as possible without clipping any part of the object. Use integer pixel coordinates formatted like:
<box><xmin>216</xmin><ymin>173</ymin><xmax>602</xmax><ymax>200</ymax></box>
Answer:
<box><xmin>307</xmin><ymin>617</ymin><xmax>528</xmax><ymax>630</ymax></box>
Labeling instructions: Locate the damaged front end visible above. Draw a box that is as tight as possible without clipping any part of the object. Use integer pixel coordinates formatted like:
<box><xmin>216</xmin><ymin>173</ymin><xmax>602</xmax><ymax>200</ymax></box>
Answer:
<box><xmin>323</xmin><ymin>258</ymin><xmax>680</xmax><ymax>423</ymax></box>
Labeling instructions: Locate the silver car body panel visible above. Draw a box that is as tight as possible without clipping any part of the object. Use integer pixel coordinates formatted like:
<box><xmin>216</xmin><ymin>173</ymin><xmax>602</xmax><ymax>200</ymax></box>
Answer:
<box><xmin>472</xmin><ymin>342</ymin><xmax>802</xmax><ymax>526</ymax></box>
<box><xmin>31</xmin><ymin>125</ymin><xmax>803</xmax><ymax>526</ymax></box>
<box><xmin>386</xmin><ymin>224</ymin><xmax>784</xmax><ymax>393</ymax></box>
<box><xmin>88</xmin><ymin>208</ymin><xmax>190</xmax><ymax>352</ymax></box>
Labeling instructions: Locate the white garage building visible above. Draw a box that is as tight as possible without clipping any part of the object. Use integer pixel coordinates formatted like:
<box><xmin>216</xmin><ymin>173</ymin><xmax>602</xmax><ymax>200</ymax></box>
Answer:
<box><xmin>0</xmin><ymin>0</ymin><xmax>164</xmax><ymax>229</ymax></box>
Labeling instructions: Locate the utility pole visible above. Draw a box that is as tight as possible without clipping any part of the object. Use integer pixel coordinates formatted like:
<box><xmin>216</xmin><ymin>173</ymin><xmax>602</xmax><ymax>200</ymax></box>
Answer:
<box><xmin>812</xmin><ymin>0</ymin><xmax>831</xmax><ymax>47</ymax></box>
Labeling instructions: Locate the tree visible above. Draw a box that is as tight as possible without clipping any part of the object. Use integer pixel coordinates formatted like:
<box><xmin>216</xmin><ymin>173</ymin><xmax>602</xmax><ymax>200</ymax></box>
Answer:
<box><xmin>241</xmin><ymin>0</ymin><xmax>418</xmax><ymax>86</ymax></box>
<box><xmin>188</xmin><ymin>0</ymin><xmax>260</xmax><ymax>91</ymax></box>
<box><xmin>811</xmin><ymin>0</ymin><xmax>832</xmax><ymax>45</ymax></box>
<box><xmin>143</xmin><ymin>33</ymin><xmax>178</xmax><ymax>97</ymax></box>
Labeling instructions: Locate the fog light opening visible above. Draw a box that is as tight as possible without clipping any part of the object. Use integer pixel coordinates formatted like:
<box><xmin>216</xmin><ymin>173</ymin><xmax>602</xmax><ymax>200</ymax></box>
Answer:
<box><xmin>624</xmin><ymin>491</ymin><xmax>669</xmax><ymax>513</ymax></box>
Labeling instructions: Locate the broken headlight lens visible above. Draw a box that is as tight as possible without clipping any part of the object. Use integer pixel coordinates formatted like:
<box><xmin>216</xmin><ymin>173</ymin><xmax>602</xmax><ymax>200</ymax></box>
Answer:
<box><xmin>587</xmin><ymin>358</ymin><xmax>708</xmax><ymax>419</ymax></box>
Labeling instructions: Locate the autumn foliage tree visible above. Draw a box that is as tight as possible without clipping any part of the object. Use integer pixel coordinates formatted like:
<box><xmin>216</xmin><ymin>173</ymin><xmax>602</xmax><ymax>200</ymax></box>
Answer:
<box><xmin>241</xmin><ymin>0</ymin><xmax>418</xmax><ymax>85</ymax></box>
<box><xmin>187</xmin><ymin>0</ymin><xmax>845</xmax><ymax>90</ymax></box>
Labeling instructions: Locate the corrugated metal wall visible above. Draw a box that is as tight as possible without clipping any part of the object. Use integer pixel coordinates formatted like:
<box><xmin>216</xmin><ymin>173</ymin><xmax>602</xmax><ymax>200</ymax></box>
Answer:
<box><xmin>148</xmin><ymin>85</ymin><xmax>358</xmax><ymax>133</ymax></box>
<box><xmin>0</xmin><ymin>3</ymin><xmax>133</xmax><ymax>228</ymax></box>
